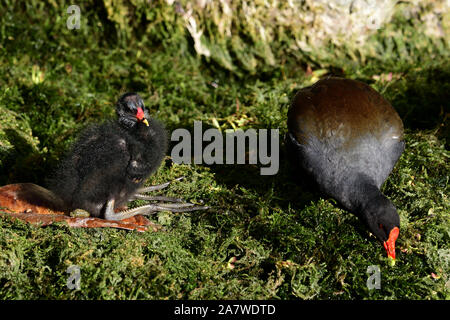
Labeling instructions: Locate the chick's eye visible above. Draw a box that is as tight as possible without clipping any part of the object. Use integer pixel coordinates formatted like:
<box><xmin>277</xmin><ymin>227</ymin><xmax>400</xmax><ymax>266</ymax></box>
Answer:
<box><xmin>128</xmin><ymin>102</ymin><xmax>137</xmax><ymax>111</ymax></box>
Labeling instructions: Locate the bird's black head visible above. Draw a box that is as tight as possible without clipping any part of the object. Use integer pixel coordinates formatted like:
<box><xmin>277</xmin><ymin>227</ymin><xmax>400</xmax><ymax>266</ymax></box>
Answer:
<box><xmin>116</xmin><ymin>92</ymin><xmax>150</xmax><ymax>129</ymax></box>
<box><xmin>362</xmin><ymin>196</ymin><xmax>400</xmax><ymax>261</ymax></box>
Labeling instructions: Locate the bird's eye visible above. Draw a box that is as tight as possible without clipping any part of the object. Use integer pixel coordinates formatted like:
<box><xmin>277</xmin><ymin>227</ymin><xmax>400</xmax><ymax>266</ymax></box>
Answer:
<box><xmin>127</xmin><ymin>101</ymin><xmax>137</xmax><ymax>111</ymax></box>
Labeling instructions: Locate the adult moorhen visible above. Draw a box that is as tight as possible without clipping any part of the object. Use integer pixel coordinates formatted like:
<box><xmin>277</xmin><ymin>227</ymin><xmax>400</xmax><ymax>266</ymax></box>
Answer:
<box><xmin>287</xmin><ymin>77</ymin><xmax>404</xmax><ymax>263</ymax></box>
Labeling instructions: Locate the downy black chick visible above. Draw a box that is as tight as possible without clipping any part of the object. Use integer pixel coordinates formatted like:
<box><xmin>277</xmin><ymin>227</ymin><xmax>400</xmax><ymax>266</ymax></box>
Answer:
<box><xmin>48</xmin><ymin>92</ymin><xmax>206</xmax><ymax>220</ymax></box>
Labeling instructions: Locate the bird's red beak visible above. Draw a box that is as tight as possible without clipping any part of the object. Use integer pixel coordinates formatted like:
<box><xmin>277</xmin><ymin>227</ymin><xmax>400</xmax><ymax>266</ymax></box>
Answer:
<box><xmin>383</xmin><ymin>227</ymin><xmax>399</xmax><ymax>261</ymax></box>
<box><xmin>136</xmin><ymin>107</ymin><xmax>149</xmax><ymax>126</ymax></box>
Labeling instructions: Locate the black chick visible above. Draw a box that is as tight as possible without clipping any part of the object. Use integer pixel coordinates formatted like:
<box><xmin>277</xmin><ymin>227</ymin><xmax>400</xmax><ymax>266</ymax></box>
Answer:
<box><xmin>49</xmin><ymin>92</ymin><xmax>206</xmax><ymax>220</ymax></box>
<box><xmin>287</xmin><ymin>77</ymin><xmax>404</xmax><ymax>262</ymax></box>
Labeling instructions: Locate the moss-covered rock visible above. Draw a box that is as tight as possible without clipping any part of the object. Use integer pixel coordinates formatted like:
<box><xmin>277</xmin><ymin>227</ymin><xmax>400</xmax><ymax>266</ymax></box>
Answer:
<box><xmin>100</xmin><ymin>0</ymin><xmax>449</xmax><ymax>73</ymax></box>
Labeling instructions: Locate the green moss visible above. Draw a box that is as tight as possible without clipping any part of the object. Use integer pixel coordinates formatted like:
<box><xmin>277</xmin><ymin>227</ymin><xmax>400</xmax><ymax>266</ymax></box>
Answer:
<box><xmin>0</xmin><ymin>1</ymin><xmax>448</xmax><ymax>300</ymax></box>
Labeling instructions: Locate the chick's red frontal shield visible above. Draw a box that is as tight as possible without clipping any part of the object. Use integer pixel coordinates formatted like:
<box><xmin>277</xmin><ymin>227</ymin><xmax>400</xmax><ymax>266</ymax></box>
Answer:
<box><xmin>136</xmin><ymin>107</ymin><xmax>149</xmax><ymax>126</ymax></box>
<box><xmin>136</xmin><ymin>107</ymin><xmax>145</xmax><ymax>121</ymax></box>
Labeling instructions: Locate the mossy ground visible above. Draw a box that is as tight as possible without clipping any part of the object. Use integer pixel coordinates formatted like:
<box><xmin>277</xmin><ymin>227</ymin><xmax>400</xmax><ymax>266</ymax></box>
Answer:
<box><xmin>0</xmin><ymin>2</ymin><xmax>448</xmax><ymax>299</ymax></box>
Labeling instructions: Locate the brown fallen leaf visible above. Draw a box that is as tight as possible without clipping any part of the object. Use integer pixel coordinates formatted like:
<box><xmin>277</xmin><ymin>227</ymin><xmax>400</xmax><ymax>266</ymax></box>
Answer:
<box><xmin>0</xmin><ymin>183</ymin><xmax>157</xmax><ymax>232</ymax></box>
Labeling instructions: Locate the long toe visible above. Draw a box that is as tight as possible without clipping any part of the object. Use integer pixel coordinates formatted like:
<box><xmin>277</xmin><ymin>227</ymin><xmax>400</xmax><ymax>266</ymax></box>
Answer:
<box><xmin>133</xmin><ymin>194</ymin><xmax>184</xmax><ymax>202</ymax></box>
<box><xmin>151</xmin><ymin>203</ymin><xmax>209</xmax><ymax>213</ymax></box>
<box><xmin>106</xmin><ymin>202</ymin><xmax>208</xmax><ymax>220</ymax></box>
<box><xmin>137</xmin><ymin>176</ymin><xmax>184</xmax><ymax>193</ymax></box>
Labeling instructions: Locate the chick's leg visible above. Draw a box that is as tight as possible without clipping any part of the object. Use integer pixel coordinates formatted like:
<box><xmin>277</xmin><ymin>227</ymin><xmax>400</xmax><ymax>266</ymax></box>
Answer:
<box><xmin>104</xmin><ymin>177</ymin><xmax>208</xmax><ymax>221</ymax></box>
<box><xmin>103</xmin><ymin>198</ymin><xmax>208</xmax><ymax>221</ymax></box>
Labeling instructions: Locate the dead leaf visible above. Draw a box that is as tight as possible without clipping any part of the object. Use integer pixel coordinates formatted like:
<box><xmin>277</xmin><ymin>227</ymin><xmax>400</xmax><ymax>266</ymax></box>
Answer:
<box><xmin>0</xmin><ymin>183</ymin><xmax>156</xmax><ymax>232</ymax></box>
